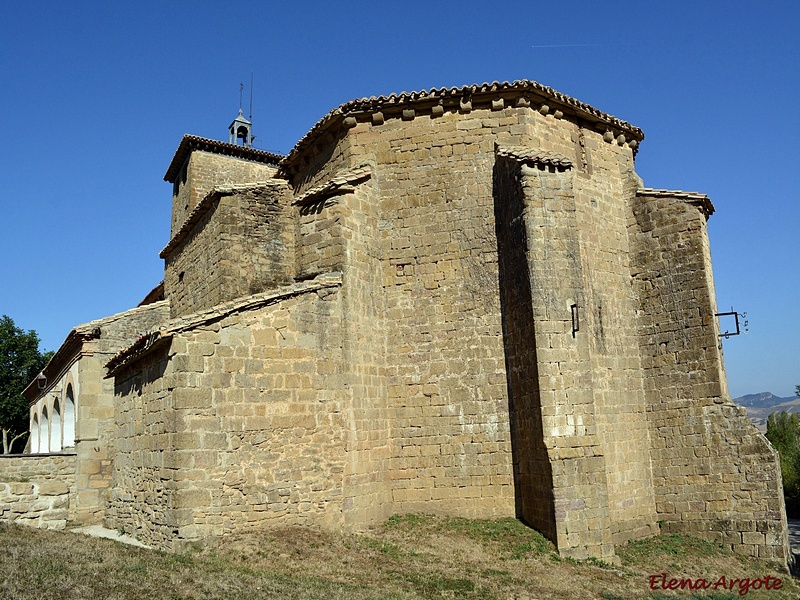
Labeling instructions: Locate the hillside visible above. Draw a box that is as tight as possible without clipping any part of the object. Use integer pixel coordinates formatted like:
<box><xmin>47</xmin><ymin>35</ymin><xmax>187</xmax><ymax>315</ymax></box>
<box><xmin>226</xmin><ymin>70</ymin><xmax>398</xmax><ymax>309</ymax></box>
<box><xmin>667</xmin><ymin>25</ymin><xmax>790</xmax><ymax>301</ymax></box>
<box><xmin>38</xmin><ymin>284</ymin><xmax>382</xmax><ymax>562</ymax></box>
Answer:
<box><xmin>0</xmin><ymin>515</ymin><xmax>795</xmax><ymax>599</ymax></box>
<box><xmin>734</xmin><ymin>392</ymin><xmax>797</xmax><ymax>408</ymax></box>
<box><xmin>733</xmin><ymin>392</ymin><xmax>800</xmax><ymax>432</ymax></box>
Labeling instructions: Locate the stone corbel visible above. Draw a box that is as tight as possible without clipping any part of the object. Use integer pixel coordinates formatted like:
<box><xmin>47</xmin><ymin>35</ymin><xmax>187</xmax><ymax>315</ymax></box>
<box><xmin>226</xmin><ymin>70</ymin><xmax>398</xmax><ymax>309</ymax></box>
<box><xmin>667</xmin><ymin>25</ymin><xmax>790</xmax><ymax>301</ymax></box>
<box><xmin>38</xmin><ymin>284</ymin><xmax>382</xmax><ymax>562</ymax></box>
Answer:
<box><xmin>459</xmin><ymin>93</ymin><xmax>472</xmax><ymax>113</ymax></box>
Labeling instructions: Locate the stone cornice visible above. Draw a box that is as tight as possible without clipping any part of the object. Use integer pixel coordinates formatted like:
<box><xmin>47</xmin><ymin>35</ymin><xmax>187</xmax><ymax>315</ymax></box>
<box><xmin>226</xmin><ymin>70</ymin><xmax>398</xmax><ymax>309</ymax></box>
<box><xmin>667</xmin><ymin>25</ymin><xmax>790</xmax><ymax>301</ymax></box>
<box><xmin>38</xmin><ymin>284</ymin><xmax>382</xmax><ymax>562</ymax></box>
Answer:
<box><xmin>164</xmin><ymin>135</ymin><xmax>283</xmax><ymax>183</ymax></box>
<box><xmin>280</xmin><ymin>80</ymin><xmax>645</xmax><ymax>175</ymax></box>
<box><xmin>292</xmin><ymin>167</ymin><xmax>372</xmax><ymax>206</ymax></box>
<box><xmin>495</xmin><ymin>144</ymin><xmax>573</xmax><ymax>171</ymax></box>
<box><xmin>106</xmin><ymin>273</ymin><xmax>343</xmax><ymax>377</ymax></box>
<box><xmin>637</xmin><ymin>187</ymin><xmax>715</xmax><ymax>217</ymax></box>
<box><xmin>105</xmin><ymin>331</ymin><xmax>173</xmax><ymax>377</ymax></box>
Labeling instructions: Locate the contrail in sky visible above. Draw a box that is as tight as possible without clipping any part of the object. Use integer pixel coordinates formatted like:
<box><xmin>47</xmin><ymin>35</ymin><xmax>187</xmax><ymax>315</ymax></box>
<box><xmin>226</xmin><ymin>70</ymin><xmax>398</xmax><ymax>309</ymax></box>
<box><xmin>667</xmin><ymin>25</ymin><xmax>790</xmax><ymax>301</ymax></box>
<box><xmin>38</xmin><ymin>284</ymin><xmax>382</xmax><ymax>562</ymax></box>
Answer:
<box><xmin>531</xmin><ymin>43</ymin><xmax>621</xmax><ymax>48</ymax></box>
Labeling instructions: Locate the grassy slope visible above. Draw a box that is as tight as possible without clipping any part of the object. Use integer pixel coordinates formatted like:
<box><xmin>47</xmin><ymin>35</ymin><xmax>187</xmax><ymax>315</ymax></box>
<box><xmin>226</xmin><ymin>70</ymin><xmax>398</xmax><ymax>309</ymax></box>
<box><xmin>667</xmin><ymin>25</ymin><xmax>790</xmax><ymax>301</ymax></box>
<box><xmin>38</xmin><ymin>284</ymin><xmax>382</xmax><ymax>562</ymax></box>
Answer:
<box><xmin>0</xmin><ymin>515</ymin><xmax>796</xmax><ymax>600</ymax></box>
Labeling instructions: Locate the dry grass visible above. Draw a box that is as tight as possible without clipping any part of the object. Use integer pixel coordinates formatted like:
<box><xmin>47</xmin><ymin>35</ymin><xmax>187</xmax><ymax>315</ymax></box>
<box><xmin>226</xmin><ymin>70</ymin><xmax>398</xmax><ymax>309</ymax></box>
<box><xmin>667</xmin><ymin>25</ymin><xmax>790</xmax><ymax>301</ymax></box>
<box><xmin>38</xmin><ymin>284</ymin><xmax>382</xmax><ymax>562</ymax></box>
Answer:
<box><xmin>0</xmin><ymin>515</ymin><xmax>796</xmax><ymax>599</ymax></box>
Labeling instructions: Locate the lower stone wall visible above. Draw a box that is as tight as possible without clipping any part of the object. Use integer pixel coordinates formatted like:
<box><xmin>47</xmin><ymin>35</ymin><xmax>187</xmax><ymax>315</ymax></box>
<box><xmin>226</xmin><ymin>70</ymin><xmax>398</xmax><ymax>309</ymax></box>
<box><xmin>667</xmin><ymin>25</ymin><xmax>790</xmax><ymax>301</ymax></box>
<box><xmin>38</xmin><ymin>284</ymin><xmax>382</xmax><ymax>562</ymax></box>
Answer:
<box><xmin>0</xmin><ymin>453</ymin><xmax>76</xmax><ymax>530</ymax></box>
<box><xmin>631</xmin><ymin>190</ymin><xmax>790</xmax><ymax>566</ymax></box>
<box><xmin>108</xmin><ymin>275</ymin><xmax>349</xmax><ymax>549</ymax></box>
<box><xmin>656</xmin><ymin>403</ymin><xmax>788</xmax><ymax>562</ymax></box>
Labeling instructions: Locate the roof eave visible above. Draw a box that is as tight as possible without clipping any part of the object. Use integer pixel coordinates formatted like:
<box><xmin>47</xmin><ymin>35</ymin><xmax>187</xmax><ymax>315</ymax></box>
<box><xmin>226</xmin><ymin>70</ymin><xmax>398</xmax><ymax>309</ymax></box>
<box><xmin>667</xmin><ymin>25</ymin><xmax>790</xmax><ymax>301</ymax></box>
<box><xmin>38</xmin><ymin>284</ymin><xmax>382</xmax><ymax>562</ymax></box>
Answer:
<box><xmin>164</xmin><ymin>135</ymin><xmax>284</xmax><ymax>183</ymax></box>
<box><xmin>22</xmin><ymin>329</ymin><xmax>97</xmax><ymax>404</ymax></box>
<box><xmin>279</xmin><ymin>79</ymin><xmax>645</xmax><ymax>173</ymax></box>
<box><xmin>637</xmin><ymin>187</ymin><xmax>716</xmax><ymax>218</ymax></box>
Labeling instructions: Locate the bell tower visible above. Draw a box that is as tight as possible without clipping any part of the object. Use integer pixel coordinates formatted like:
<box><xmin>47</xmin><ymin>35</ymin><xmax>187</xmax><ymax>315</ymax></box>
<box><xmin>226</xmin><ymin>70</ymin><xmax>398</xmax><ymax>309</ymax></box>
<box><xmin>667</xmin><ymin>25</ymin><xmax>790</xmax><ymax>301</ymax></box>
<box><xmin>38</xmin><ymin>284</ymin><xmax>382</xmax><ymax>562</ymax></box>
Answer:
<box><xmin>229</xmin><ymin>108</ymin><xmax>253</xmax><ymax>147</ymax></box>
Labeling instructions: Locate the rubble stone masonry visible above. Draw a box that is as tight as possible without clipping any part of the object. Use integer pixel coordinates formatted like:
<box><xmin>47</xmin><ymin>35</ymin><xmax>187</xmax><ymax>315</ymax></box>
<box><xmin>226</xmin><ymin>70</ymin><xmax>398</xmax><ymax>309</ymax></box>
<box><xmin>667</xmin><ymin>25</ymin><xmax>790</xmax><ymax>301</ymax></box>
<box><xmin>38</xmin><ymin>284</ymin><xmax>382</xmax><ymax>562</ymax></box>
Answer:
<box><xmin>0</xmin><ymin>454</ymin><xmax>76</xmax><ymax>529</ymax></box>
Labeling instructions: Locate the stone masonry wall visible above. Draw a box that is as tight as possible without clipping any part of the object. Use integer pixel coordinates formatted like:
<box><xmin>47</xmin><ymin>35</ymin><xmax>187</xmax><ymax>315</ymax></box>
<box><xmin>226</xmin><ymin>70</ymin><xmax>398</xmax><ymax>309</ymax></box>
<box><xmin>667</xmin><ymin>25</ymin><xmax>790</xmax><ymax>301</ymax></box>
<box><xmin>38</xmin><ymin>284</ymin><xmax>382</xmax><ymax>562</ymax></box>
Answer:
<box><xmin>631</xmin><ymin>190</ymin><xmax>789</xmax><ymax>564</ymax></box>
<box><xmin>493</xmin><ymin>151</ymin><xmax>659</xmax><ymax>559</ymax></box>
<box><xmin>331</xmin><ymin>180</ymin><xmax>393</xmax><ymax>527</ymax></box>
<box><xmin>108</xmin><ymin>276</ymin><xmax>347</xmax><ymax>549</ymax></box>
<box><xmin>310</xmin><ymin>102</ymin><xmax>657</xmax><ymax>547</ymax></box>
<box><xmin>97</xmin><ymin>86</ymin><xmax>786</xmax><ymax>561</ymax></box>
<box><xmin>291</xmin><ymin>130</ymin><xmax>352</xmax><ymax>197</ymax></box>
<box><xmin>25</xmin><ymin>302</ymin><xmax>170</xmax><ymax>526</ymax></box>
<box><xmin>516</xmin><ymin>158</ymin><xmax>616</xmax><ymax>560</ymax></box>
<box><xmin>107</xmin><ymin>342</ymin><xmax>176</xmax><ymax>547</ymax></box>
<box><xmin>297</xmin><ymin>197</ymin><xmax>345</xmax><ymax>280</ymax></box>
<box><xmin>164</xmin><ymin>182</ymin><xmax>294</xmax><ymax>318</ymax></box>
<box><xmin>0</xmin><ymin>453</ymin><xmax>76</xmax><ymax>530</ymax></box>
<box><xmin>279</xmin><ymin>171</ymin><xmax>394</xmax><ymax>527</ymax></box>
<box><xmin>223</xmin><ymin>185</ymin><xmax>295</xmax><ymax>295</ymax></box>
<box><xmin>171</xmin><ymin>151</ymin><xmax>277</xmax><ymax>237</ymax></box>
<box><xmin>494</xmin><ymin>156</ymin><xmax>557</xmax><ymax>543</ymax></box>
<box><xmin>104</xmin><ymin>345</ymin><xmax>178</xmax><ymax>547</ymax></box>
<box><xmin>570</xmin><ymin>139</ymin><xmax>659</xmax><ymax>549</ymax></box>
<box><xmin>349</xmin><ymin>106</ymin><xmax>518</xmax><ymax>520</ymax></box>
<box><xmin>73</xmin><ymin>301</ymin><xmax>171</xmax><ymax>525</ymax></box>
<box><xmin>164</xmin><ymin>196</ymin><xmax>226</xmax><ymax>316</ymax></box>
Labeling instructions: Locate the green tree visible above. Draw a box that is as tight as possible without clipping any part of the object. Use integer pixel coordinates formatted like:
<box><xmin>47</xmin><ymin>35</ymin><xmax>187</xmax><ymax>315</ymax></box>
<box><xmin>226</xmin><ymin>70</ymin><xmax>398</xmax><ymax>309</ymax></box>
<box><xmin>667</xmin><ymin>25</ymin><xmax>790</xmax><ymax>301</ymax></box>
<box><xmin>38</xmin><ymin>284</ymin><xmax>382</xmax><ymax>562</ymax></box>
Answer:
<box><xmin>766</xmin><ymin>411</ymin><xmax>800</xmax><ymax>516</ymax></box>
<box><xmin>795</xmin><ymin>384</ymin><xmax>800</xmax><ymax>398</ymax></box>
<box><xmin>0</xmin><ymin>315</ymin><xmax>52</xmax><ymax>454</ymax></box>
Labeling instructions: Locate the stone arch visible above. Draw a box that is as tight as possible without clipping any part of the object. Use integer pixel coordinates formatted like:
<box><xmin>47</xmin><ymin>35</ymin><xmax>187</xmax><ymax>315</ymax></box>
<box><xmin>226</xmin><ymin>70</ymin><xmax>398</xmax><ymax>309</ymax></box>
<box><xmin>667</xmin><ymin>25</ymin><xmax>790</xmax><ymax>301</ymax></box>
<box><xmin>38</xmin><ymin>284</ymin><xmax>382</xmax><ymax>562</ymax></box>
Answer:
<box><xmin>51</xmin><ymin>398</ymin><xmax>62</xmax><ymax>452</ymax></box>
<box><xmin>40</xmin><ymin>407</ymin><xmax>50</xmax><ymax>453</ymax></box>
<box><xmin>64</xmin><ymin>384</ymin><xmax>76</xmax><ymax>447</ymax></box>
<box><xmin>31</xmin><ymin>414</ymin><xmax>40</xmax><ymax>453</ymax></box>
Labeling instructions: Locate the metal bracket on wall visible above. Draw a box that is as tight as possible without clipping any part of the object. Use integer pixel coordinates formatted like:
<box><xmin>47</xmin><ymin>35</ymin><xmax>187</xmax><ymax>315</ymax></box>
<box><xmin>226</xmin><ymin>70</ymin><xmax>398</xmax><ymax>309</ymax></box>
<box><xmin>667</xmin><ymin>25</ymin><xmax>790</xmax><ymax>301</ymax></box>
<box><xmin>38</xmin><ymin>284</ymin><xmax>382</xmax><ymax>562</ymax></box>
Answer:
<box><xmin>715</xmin><ymin>308</ymin><xmax>748</xmax><ymax>339</ymax></box>
<box><xmin>571</xmin><ymin>304</ymin><xmax>579</xmax><ymax>338</ymax></box>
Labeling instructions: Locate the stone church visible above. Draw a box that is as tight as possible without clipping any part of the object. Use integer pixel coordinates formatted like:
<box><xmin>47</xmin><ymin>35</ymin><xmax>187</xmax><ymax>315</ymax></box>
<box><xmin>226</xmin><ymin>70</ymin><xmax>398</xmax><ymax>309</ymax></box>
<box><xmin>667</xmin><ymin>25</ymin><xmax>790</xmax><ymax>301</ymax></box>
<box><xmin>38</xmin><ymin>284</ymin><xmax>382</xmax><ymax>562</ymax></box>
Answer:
<box><xmin>11</xmin><ymin>79</ymin><xmax>789</xmax><ymax>564</ymax></box>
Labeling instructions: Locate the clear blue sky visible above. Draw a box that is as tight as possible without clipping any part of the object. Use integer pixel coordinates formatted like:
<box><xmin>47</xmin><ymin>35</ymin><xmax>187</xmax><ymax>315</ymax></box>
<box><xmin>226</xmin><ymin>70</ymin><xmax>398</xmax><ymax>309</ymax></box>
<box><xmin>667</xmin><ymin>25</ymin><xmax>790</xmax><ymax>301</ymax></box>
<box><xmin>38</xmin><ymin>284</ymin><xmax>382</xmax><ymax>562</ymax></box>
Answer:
<box><xmin>1</xmin><ymin>1</ymin><xmax>798</xmax><ymax>398</ymax></box>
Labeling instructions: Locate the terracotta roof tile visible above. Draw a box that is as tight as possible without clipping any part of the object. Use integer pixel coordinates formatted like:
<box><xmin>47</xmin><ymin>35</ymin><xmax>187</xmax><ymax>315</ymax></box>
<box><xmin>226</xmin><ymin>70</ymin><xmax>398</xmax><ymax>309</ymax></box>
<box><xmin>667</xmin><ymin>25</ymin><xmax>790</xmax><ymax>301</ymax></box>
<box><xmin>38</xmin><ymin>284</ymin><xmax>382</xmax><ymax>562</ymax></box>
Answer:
<box><xmin>281</xmin><ymin>80</ymin><xmax>644</xmax><ymax>169</ymax></box>
<box><xmin>164</xmin><ymin>135</ymin><xmax>283</xmax><ymax>183</ymax></box>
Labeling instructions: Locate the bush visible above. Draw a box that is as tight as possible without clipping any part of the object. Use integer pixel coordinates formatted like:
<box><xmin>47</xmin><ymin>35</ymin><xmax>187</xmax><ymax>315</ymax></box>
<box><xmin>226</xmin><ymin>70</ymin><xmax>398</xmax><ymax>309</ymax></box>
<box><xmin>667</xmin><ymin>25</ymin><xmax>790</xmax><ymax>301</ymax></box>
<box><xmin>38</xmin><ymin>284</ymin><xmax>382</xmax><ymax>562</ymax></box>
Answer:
<box><xmin>766</xmin><ymin>411</ymin><xmax>800</xmax><ymax>516</ymax></box>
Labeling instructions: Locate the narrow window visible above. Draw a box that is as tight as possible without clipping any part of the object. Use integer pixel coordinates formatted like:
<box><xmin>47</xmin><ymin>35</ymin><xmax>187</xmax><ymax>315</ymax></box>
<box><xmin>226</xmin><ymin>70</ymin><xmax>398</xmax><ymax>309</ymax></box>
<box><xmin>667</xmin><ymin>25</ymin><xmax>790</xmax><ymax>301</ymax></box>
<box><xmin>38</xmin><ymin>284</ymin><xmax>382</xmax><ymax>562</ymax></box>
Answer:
<box><xmin>31</xmin><ymin>415</ymin><xmax>40</xmax><ymax>453</ymax></box>
<box><xmin>51</xmin><ymin>400</ymin><xmax>62</xmax><ymax>452</ymax></box>
<box><xmin>41</xmin><ymin>408</ymin><xmax>50</xmax><ymax>453</ymax></box>
<box><xmin>64</xmin><ymin>385</ymin><xmax>76</xmax><ymax>447</ymax></box>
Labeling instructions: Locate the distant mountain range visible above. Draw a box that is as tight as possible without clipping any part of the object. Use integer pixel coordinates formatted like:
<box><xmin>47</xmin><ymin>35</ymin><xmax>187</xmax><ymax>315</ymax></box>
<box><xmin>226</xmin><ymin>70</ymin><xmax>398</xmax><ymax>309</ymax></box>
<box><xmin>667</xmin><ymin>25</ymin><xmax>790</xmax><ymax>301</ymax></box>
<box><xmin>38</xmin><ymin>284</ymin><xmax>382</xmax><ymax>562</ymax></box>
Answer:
<box><xmin>733</xmin><ymin>392</ymin><xmax>798</xmax><ymax>408</ymax></box>
<box><xmin>732</xmin><ymin>392</ymin><xmax>800</xmax><ymax>431</ymax></box>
